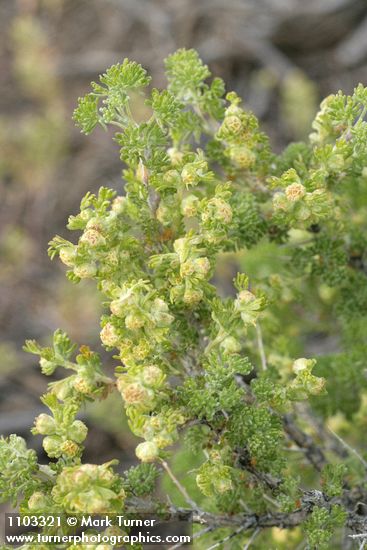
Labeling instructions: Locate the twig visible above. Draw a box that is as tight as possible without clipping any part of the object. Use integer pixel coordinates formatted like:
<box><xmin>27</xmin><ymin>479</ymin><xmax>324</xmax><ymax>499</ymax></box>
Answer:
<box><xmin>283</xmin><ymin>413</ymin><xmax>327</xmax><ymax>471</ymax></box>
<box><xmin>206</xmin><ymin>524</ymin><xmax>247</xmax><ymax>550</ymax></box>
<box><xmin>168</xmin><ymin>525</ymin><xmax>214</xmax><ymax>550</ymax></box>
<box><xmin>327</xmin><ymin>427</ymin><xmax>367</xmax><ymax>470</ymax></box>
<box><xmin>256</xmin><ymin>322</ymin><xmax>267</xmax><ymax>371</ymax></box>
<box><xmin>263</xmin><ymin>493</ymin><xmax>281</xmax><ymax>508</ymax></box>
<box><xmin>294</xmin><ymin>403</ymin><xmax>348</xmax><ymax>460</ymax></box>
<box><xmin>243</xmin><ymin>527</ymin><xmax>260</xmax><ymax>549</ymax></box>
<box><xmin>161</xmin><ymin>459</ymin><xmax>198</xmax><ymax>510</ymax></box>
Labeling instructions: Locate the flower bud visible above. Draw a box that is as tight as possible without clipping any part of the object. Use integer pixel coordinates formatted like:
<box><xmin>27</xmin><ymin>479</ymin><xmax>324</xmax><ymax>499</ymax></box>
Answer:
<box><xmin>111</xmin><ymin>196</ymin><xmax>127</xmax><ymax>214</ymax></box>
<box><xmin>79</xmin><ymin>208</ymin><xmax>92</xmax><ymax>222</ymax></box>
<box><xmin>214</xmin><ymin>476</ymin><xmax>233</xmax><ymax>494</ymax></box>
<box><xmin>153</xmin><ymin>298</ymin><xmax>168</xmax><ymax>312</ymax></box>
<box><xmin>225</xmin><ymin>103</ymin><xmax>242</xmax><ymax>116</ymax></box>
<box><xmin>149</xmin><ymin>415</ymin><xmax>161</xmax><ymax>429</ymax></box>
<box><xmin>156</xmin><ymin>203</ymin><xmax>171</xmax><ymax>225</ymax></box>
<box><xmin>106</xmin><ymin>249</ymin><xmax>119</xmax><ymax>266</ymax></box>
<box><xmin>203</xmin><ymin>198</ymin><xmax>232</xmax><ymax>224</ymax></box>
<box><xmin>183</xmin><ymin>288</ymin><xmax>203</xmax><ymax>306</ymax></box>
<box><xmin>167</xmin><ymin>148</ymin><xmax>184</xmax><ymax>165</ymax></box>
<box><xmin>236</xmin><ymin>290</ymin><xmax>256</xmax><ymax>305</ymax></box>
<box><xmin>307</xmin><ymin>376</ymin><xmax>326</xmax><ymax>396</ymax></box>
<box><xmin>86</xmin><ymin>217</ymin><xmax>104</xmax><ymax>232</ymax></box>
<box><xmin>100</xmin><ymin>322</ymin><xmax>120</xmax><ymax>347</ymax></box>
<box><xmin>193</xmin><ymin>257</ymin><xmax>211</xmax><ymax>278</ymax></box>
<box><xmin>173</xmin><ymin>237</ymin><xmax>188</xmax><ymax>258</ymax></box>
<box><xmin>296</xmin><ymin>204</ymin><xmax>311</xmax><ymax>221</ymax></box>
<box><xmin>110</xmin><ymin>299</ymin><xmax>125</xmax><ymax>317</ymax></box>
<box><xmin>60</xmin><ymin>439</ymin><xmax>80</xmax><ymax>457</ymax></box>
<box><xmin>163</xmin><ymin>169</ymin><xmax>181</xmax><ymax>186</ymax></box>
<box><xmin>68</xmin><ymin>420</ymin><xmax>88</xmax><ymax>444</ymax></box>
<box><xmin>181</xmin><ymin>195</ymin><xmax>199</xmax><ymax>217</ymax></box>
<box><xmin>73</xmin><ymin>263</ymin><xmax>97</xmax><ymax>279</ymax></box>
<box><xmin>73</xmin><ymin>375</ymin><xmax>95</xmax><ymax>395</ymax></box>
<box><xmin>181</xmin><ymin>165</ymin><xmax>199</xmax><ymax>187</ymax></box>
<box><xmin>135</xmin><ymin>441</ymin><xmax>159</xmax><ymax>462</ymax></box>
<box><xmin>80</xmin><ymin>229</ymin><xmax>106</xmax><ymax>247</ymax></box>
<box><xmin>119</xmin><ymin>338</ymin><xmax>133</xmax><ymax>357</ymax></box>
<box><xmin>273</xmin><ymin>192</ymin><xmax>288</xmax><ymax>211</ymax></box>
<box><xmin>52</xmin><ymin>461</ymin><xmax>124</xmax><ymax>513</ymax></box>
<box><xmin>180</xmin><ymin>260</ymin><xmax>195</xmax><ymax>277</ymax></box>
<box><xmin>153</xmin><ymin>433</ymin><xmax>174</xmax><ymax>449</ymax></box>
<box><xmin>224</xmin><ymin>115</ymin><xmax>242</xmax><ymax>134</ymax></box>
<box><xmin>39</xmin><ymin>357</ymin><xmax>57</xmax><ymax>375</ymax></box>
<box><xmin>292</xmin><ymin>358</ymin><xmax>313</xmax><ymax>374</ymax></box>
<box><xmin>28</xmin><ymin>492</ymin><xmax>50</xmax><ymax>511</ymax></box>
<box><xmin>50</xmin><ymin>378</ymin><xmax>74</xmax><ymax>401</ymax></box>
<box><xmin>285</xmin><ymin>183</ymin><xmax>306</xmax><ymax>202</ymax></box>
<box><xmin>118</xmin><ymin>381</ymin><xmax>153</xmax><ymax>406</ymax></box>
<box><xmin>133</xmin><ymin>339</ymin><xmax>151</xmax><ymax>360</ymax></box>
<box><xmin>27</xmin><ymin>491</ymin><xmax>50</xmax><ymax>512</ymax></box>
<box><xmin>220</xmin><ymin>336</ymin><xmax>241</xmax><ymax>354</ymax></box>
<box><xmin>153</xmin><ymin>310</ymin><xmax>174</xmax><ymax>327</ymax></box>
<box><xmin>327</xmin><ymin>153</ymin><xmax>344</xmax><ymax>171</ymax></box>
<box><xmin>72</xmin><ymin>464</ymin><xmax>96</xmax><ymax>485</ymax></box>
<box><xmin>208</xmin><ymin>449</ymin><xmax>222</xmax><ymax>462</ymax></box>
<box><xmin>59</xmin><ymin>246</ymin><xmax>77</xmax><ymax>267</ymax></box>
<box><xmin>43</xmin><ymin>435</ymin><xmax>62</xmax><ymax>457</ymax></box>
<box><xmin>34</xmin><ymin>413</ymin><xmax>56</xmax><ymax>435</ymax></box>
<box><xmin>125</xmin><ymin>312</ymin><xmax>145</xmax><ymax>331</ymax></box>
<box><xmin>142</xmin><ymin>365</ymin><xmax>165</xmax><ymax>387</ymax></box>
<box><xmin>229</xmin><ymin>146</ymin><xmax>256</xmax><ymax>169</ymax></box>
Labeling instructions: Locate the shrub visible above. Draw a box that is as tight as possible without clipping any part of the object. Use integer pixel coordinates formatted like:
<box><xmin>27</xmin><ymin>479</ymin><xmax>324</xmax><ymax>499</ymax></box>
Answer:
<box><xmin>2</xmin><ymin>49</ymin><xmax>367</xmax><ymax>549</ymax></box>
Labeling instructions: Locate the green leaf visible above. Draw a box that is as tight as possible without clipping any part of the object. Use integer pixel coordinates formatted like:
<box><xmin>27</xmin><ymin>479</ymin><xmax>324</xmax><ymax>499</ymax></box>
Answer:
<box><xmin>165</xmin><ymin>48</ymin><xmax>211</xmax><ymax>100</ymax></box>
<box><xmin>73</xmin><ymin>93</ymin><xmax>99</xmax><ymax>134</ymax></box>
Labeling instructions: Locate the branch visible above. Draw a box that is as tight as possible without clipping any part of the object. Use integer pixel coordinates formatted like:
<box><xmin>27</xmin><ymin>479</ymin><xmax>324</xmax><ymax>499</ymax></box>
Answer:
<box><xmin>282</xmin><ymin>413</ymin><xmax>327</xmax><ymax>471</ymax></box>
<box><xmin>126</xmin><ymin>486</ymin><xmax>367</xmax><ymax>533</ymax></box>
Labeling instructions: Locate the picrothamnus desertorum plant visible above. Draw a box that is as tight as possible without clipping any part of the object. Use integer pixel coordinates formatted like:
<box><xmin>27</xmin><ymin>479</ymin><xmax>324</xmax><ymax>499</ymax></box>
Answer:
<box><xmin>2</xmin><ymin>49</ymin><xmax>367</xmax><ymax>549</ymax></box>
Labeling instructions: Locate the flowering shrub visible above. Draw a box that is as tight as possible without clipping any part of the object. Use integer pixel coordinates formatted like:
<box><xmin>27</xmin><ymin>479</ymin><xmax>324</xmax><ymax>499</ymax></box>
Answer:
<box><xmin>2</xmin><ymin>49</ymin><xmax>367</xmax><ymax>549</ymax></box>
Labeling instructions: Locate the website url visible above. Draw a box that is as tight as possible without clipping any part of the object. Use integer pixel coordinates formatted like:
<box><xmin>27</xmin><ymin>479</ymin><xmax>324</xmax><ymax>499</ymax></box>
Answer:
<box><xmin>5</xmin><ymin>532</ymin><xmax>192</xmax><ymax>546</ymax></box>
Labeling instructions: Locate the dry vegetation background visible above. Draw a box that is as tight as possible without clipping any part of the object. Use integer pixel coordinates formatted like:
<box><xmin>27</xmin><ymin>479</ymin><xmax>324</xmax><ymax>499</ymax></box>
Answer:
<box><xmin>1</xmin><ymin>0</ymin><xmax>367</xmax><ymax>469</ymax></box>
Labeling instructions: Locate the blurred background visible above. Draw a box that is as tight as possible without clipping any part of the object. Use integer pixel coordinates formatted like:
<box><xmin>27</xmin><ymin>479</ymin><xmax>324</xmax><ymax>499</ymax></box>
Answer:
<box><xmin>1</xmin><ymin>0</ymin><xmax>367</xmax><ymax>488</ymax></box>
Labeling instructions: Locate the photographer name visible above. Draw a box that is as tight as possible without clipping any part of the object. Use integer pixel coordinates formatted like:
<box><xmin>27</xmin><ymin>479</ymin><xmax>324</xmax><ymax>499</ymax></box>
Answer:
<box><xmin>80</xmin><ymin>515</ymin><xmax>156</xmax><ymax>528</ymax></box>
